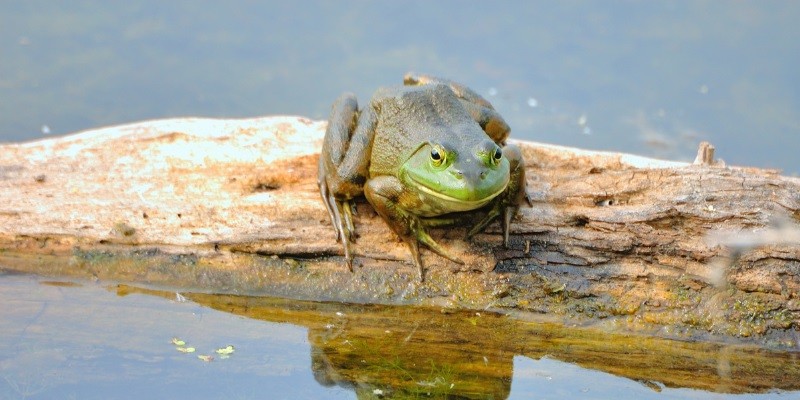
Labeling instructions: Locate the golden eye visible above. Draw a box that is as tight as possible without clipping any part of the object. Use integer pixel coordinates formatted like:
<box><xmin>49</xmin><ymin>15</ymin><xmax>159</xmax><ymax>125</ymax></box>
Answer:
<box><xmin>493</xmin><ymin>147</ymin><xmax>502</xmax><ymax>164</ymax></box>
<box><xmin>430</xmin><ymin>146</ymin><xmax>445</xmax><ymax>166</ymax></box>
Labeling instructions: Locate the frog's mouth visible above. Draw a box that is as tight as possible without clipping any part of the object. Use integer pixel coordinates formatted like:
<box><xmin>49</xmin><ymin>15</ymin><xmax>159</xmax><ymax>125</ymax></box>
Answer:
<box><xmin>407</xmin><ymin>175</ymin><xmax>506</xmax><ymax>209</ymax></box>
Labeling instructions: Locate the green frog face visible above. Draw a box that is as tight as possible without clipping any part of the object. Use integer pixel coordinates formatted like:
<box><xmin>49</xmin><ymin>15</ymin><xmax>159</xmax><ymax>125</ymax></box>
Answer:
<box><xmin>400</xmin><ymin>138</ymin><xmax>510</xmax><ymax>216</ymax></box>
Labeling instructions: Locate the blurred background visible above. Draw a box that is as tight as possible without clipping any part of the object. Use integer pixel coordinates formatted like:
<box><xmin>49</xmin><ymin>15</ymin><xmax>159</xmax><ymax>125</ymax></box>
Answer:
<box><xmin>1</xmin><ymin>1</ymin><xmax>798</xmax><ymax>174</ymax></box>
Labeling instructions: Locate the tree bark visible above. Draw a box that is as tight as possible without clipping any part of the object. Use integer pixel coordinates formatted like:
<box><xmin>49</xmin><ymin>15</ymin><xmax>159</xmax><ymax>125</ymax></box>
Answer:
<box><xmin>1</xmin><ymin>116</ymin><xmax>798</xmax><ymax>347</ymax></box>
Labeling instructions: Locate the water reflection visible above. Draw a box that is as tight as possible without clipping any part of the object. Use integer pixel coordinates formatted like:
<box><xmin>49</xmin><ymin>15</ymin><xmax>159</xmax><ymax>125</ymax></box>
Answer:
<box><xmin>1</xmin><ymin>273</ymin><xmax>798</xmax><ymax>399</ymax></box>
<box><xmin>123</xmin><ymin>286</ymin><xmax>800</xmax><ymax>398</ymax></box>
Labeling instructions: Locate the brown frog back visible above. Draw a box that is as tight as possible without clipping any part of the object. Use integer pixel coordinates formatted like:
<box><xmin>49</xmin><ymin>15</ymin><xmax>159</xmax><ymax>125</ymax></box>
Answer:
<box><xmin>368</xmin><ymin>84</ymin><xmax>483</xmax><ymax>177</ymax></box>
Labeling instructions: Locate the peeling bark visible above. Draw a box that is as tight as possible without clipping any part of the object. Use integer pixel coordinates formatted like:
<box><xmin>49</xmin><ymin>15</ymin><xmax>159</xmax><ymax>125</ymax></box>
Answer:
<box><xmin>0</xmin><ymin>117</ymin><xmax>798</xmax><ymax>347</ymax></box>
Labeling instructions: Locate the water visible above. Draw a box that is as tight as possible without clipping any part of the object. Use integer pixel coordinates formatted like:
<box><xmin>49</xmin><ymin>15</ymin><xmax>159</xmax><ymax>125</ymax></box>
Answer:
<box><xmin>1</xmin><ymin>1</ymin><xmax>799</xmax><ymax>174</ymax></box>
<box><xmin>1</xmin><ymin>272</ymin><xmax>798</xmax><ymax>399</ymax></box>
<box><xmin>0</xmin><ymin>273</ymin><xmax>349</xmax><ymax>400</ymax></box>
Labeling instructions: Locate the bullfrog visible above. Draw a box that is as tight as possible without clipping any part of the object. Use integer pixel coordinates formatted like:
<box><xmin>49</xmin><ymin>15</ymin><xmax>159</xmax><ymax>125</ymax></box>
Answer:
<box><xmin>318</xmin><ymin>73</ymin><xmax>529</xmax><ymax>280</ymax></box>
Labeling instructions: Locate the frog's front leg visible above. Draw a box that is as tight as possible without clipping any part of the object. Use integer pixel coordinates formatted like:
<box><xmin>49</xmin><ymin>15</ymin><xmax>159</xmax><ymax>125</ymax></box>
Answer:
<box><xmin>318</xmin><ymin>93</ymin><xmax>378</xmax><ymax>271</ymax></box>
<box><xmin>365</xmin><ymin>175</ymin><xmax>464</xmax><ymax>281</ymax></box>
<box><xmin>467</xmin><ymin>142</ymin><xmax>530</xmax><ymax>246</ymax></box>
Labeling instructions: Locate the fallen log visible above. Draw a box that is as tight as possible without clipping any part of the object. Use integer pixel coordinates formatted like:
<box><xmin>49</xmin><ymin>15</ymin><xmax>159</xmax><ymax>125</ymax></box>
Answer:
<box><xmin>1</xmin><ymin>116</ymin><xmax>798</xmax><ymax>347</ymax></box>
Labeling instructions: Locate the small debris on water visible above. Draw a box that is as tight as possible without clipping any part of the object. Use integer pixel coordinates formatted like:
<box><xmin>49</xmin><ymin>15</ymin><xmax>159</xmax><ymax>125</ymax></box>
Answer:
<box><xmin>176</xmin><ymin>346</ymin><xmax>196</xmax><ymax>353</ymax></box>
<box><xmin>197</xmin><ymin>355</ymin><xmax>213</xmax><ymax>362</ymax></box>
<box><xmin>41</xmin><ymin>125</ymin><xmax>50</xmax><ymax>135</ymax></box>
<box><xmin>527</xmin><ymin>97</ymin><xmax>538</xmax><ymax>108</ymax></box>
<box><xmin>171</xmin><ymin>337</ymin><xmax>186</xmax><ymax>346</ymax></box>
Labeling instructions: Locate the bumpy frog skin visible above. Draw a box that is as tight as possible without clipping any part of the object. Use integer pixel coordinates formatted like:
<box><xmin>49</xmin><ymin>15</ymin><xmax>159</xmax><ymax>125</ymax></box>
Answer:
<box><xmin>318</xmin><ymin>73</ymin><xmax>529</xmax><ymax>280</ymax></box>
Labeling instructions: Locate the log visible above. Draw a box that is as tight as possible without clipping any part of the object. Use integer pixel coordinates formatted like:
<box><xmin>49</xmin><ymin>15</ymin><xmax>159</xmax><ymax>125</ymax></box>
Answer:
<box><xmin>1</xmin><ymin>116</ymin><xmax>798</xmax><ymax>348</ymax></box>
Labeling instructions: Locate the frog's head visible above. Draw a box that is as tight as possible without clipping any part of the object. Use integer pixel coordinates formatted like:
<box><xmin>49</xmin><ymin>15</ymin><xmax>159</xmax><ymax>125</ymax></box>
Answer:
<box><xmin>401</xmin><ymin>137</ymin><xmax>510</xmax><ymax>209</ymax></box>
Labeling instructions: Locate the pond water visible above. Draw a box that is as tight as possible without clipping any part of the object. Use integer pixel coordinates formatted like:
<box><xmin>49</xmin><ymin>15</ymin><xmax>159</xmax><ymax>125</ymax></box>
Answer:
<box><xmin>1</xmin><ymin>271</ymin><xmax>798</xmax><ymax>399</ymax></box>
<box><xmin>1</xmin><ymin>2</ymin><xmax>799</xmax><ymax>174</ymax></box>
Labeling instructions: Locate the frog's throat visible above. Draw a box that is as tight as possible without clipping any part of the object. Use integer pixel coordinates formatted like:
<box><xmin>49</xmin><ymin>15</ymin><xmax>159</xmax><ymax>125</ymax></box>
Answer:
<box><xmin>408</xmin><ymin>176</ymin><xmax>507</xmax><ymax>208</ymax></box>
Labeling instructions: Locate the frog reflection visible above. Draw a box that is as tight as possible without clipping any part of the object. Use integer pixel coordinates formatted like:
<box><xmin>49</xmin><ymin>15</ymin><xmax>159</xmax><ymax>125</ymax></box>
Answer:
<box><xmin>306</xmin><ymin>308</ymin><xmax>513</xmax><ymax>399</ymax></box>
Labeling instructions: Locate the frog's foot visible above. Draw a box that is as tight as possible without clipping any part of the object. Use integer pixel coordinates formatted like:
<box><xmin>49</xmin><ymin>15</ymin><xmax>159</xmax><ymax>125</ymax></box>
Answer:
<box><xmin>466</xmin><ymin>206</ymin><xmax>502</xmax><ymax>241</ymax></box>
<box><xmin>467</xmin><ymin>142</ymin><xmax>529</xmax><ymax>247</ymax></box>
<box><xmin>416</xmin><ymin>229</ymin><xmax>464</xmax><ymax>265</ymax></box>
<box><xmin>466</xmin><ymin>203</ymin><xmax>520</xmax><ymax>247</ymax></box>
<box><xmin>365</xmin><ymin>176</ymin><xmax>464</xmax><ymax>281</ymax></box>
<box><xmin>405</xmin><ymin>224</ymin><xmax>465</xmax><ymax>282</ymax></box>
<box><xmin>321</xmin><ymin>193</ymin><xmax>357</xmax><ymax>271</ymax></box>
<box><xmin>318</xmin><ymin>170</ymin><xmax>357</xmax><ymax>272</ymax></box>
<box><xmin>497</xmin><ymin>191</ymin><xmax>532</xmax><ymax>246</ymax></box>
<box><xmin>335</xmin><ymin>200</ymin><xmax>358</xmax><ymax>270</ymax></box>
<box><xmin>500</xmin><ymin>205</ymin><xmax>520</xmax><ymax>247</ymax></box>
<box><xmin>402</xmin><ymin>212</ymin><xmax>465</xmax><ymax>281</ymax></box>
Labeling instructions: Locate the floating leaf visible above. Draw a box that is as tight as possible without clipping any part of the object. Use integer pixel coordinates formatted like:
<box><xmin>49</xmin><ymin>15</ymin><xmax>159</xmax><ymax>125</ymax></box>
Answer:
<box><xmin>198</xmin><ymin>355</ymin><xmax>214</xmax><ymax>362</ymax></box>
<box><xmin>215</xmin><ymin>345</ymin><xmax>235</xmax><ymax>355</ymax></box>
<box><xmin>171</xmin><ymin>337</ymin><xmax>186</xmax><ymax>346</ymax></box>
<box><xmin>176</xmin><ymin>347</ymin><xmax>196</xmax><ymax>353</ymax></box>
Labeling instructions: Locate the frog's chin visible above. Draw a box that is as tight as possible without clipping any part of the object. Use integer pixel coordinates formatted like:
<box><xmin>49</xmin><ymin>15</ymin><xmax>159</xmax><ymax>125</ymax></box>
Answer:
<box><xmin>408</xmin><ymin>176</ymin><xmax>506</xmax><ymax>214</ymax></box>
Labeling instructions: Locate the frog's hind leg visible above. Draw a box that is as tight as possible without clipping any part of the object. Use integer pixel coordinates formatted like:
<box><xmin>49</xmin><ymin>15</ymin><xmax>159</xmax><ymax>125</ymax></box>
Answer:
<box><xmin>318</xmin><ymin>93</ymin><xmax>378</xmax><ymax>270</ymax></box>
<box><xmin>318</xmin><ymin>150</ymin><xmax>357</xmax><ymax>271</ymax></box>
<box><xmin>318</xmin><ymin>94</ymin><xmax>359</xmax><ymax>242</ymax></box>
<box><xmin>403</xmin><ymin>72</ymin><xmax>510</xmax><ymax>144</ymax></box>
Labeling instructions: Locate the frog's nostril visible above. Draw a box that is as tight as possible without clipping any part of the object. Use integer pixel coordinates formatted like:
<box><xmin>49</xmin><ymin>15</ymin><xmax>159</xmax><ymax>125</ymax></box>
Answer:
<box><xmin>480</xmin><ymin>171</ymin><xmax>487</xmax><ymax>179</ymax></box>
<box><xmin>452</xmin><ymin>170</ymin><xmax>464</xmax><ymax>180</ymax></box>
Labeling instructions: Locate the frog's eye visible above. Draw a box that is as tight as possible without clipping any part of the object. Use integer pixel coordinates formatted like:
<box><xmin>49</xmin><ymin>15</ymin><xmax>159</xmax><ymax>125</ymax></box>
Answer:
<box><xmin>430</xmin><ymin>146</ymin><xmax>446</xmax><ymax>166</ymax></box>
<box><xmin>492</xmin><ymin>146</ymin><xmax>503</xmax><ymax>165</ymax></box>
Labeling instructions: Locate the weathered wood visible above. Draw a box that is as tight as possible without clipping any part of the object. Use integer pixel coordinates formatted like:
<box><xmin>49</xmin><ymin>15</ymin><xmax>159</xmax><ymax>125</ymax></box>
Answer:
<box><xmin>1</xmin><ymin>116</ymin><xmax>798</xmax><ymax>347</ymax></box>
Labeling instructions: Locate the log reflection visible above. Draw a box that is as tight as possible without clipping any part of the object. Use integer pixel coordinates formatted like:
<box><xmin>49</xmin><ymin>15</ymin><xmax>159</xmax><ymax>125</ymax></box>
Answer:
<box><xmin>118</xmin><ymin>285</ymin><xmax>800</xmax><ymax>398</ymax></box>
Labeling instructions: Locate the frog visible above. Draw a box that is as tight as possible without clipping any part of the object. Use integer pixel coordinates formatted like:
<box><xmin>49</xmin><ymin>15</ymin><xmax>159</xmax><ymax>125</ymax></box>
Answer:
<box><xmin>318</xmin><ymin>73</ymin><xmax>529</xmax><ymax>280</ymax></box>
